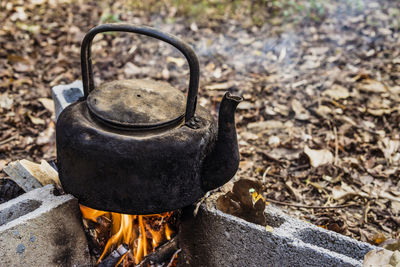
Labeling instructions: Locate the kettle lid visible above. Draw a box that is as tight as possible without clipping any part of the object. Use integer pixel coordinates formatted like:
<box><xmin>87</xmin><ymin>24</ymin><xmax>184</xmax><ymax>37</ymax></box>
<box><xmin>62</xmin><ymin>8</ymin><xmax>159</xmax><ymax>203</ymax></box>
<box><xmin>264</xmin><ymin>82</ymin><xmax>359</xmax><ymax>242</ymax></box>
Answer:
<box><xmin>87</xmin><ymin>79</ymin><xmax>185</xmax><ymax>129</ymax></box>
<box><xmin>81</xmin><ymin>24</ymin><xmax>201</xmax><ymax>129</ymax></box>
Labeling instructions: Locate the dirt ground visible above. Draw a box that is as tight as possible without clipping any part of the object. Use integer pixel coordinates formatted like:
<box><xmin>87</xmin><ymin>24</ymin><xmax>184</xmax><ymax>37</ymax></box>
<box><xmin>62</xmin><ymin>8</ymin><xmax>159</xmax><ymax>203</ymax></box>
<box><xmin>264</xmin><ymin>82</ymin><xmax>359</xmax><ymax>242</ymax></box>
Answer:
<box><xmin>0</xmin><ymin>0</ymin><xmax>399</xmax><ymax>245</ymax></box>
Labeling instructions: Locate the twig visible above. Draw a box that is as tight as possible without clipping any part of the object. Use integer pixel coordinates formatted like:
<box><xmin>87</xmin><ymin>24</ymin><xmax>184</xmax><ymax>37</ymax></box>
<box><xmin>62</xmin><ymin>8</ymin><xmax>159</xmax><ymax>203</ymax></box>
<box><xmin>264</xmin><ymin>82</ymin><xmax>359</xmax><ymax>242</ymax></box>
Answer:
<box><xmin>166</xmin><ymin>249</ymin><xmax>181</xmax><ymax>267</ymax></box>
<box><xmin>333</xmin><ymin>126</ymin><xmax>339</xmax><ymax>165</ymax></box>
<box><xmin>265</xmin><ymin>198</ymin><xmax>360</xmax><ymax>209</ymax></box>
<box><xmin>194</xmin><ymin>190</ymin><xmax>212</xmax><ymax>217</ymax></box>
<box><xmin>255</xmin><ymin>148</ymin><xmax>286</xmax><ymax>166</ymax></box>
<box><xmin>0</xmin><ymin>134</ymin><xmax>18</xmax><ymax>146</ymax></box>
<box><xmin>363</xmin><ymin>200</ymin><xmax>371</xmax><ymax>224</ymax></box>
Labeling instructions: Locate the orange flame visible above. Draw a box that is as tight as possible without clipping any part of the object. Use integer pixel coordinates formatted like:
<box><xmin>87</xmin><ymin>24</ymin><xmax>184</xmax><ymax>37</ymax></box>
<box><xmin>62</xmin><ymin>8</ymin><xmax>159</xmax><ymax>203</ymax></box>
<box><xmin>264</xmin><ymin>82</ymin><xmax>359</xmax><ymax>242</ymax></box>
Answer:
<box><xmin>80</xmin><ymin>205</ymin><xmax>175</xmax><ymax>266</ymax></box>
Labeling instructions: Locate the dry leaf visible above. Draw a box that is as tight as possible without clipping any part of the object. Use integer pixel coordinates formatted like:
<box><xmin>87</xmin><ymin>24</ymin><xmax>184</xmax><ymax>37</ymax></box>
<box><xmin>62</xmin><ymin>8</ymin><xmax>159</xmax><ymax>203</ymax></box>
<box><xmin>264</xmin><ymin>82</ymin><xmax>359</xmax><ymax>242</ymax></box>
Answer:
<box><xmin>304</xmin><ymin>145</ymin><xmax>334</xmax><ymax>167</ymax></box>
<box><xmin>124</xmin><ymin>62</ymin><xmax>141</xmax><ymax>76</ymax></box>
<box><xmin>205</xmin><ymin>82</ymin><xmax>231</xmax><ymax>90</ymax></box>
<box><xmin>37</xmin><ymin>122</ymin><xmax>55</xmax><ymax>145</ymax></box>
<box><xmin>38</xmin><ymin>98</ymin><xmax>55</xmax><ymax>113</ymax></box>
<box><xmin>166</xmin><ymin>56</ymin><xmax>185</xmax><ymax>67</ymax></box>
<box><xmin>265</xmin><ymin>225</ymin><xmax>274</xmax><ymax>232</ymax></box>
<box><xmin>291</xmin><ymin>99</ymin><xmax>310</xmax><ymax>120</ymax></box>
<box><xmin>363</xmin><ymin>249</ymin><xmax>393</xmax><ymax>267</ymax></box>
<box><xmin>247</xmin><ymin>120</ymin><xmax>284</xmax><ymax>133</ymax></box>
<box><xmin>268</xmin><ymin>136</ymin><xmax>280</xmax><ymax>147</ymax></box>
<box><xmin>358</xmin><ymin>79</ymin><xmax>386</xmax><ymax>93</ymax></box>
<box><xmin>240</xmin><ymin>131</ymin><xmax>259</xmax><ymax>141</ymax></box>
<box><xmin>322</xmin><ymin>84</ymin><xmax>350</xmax><ymax>100</ymax></box>
<box><xmin>0</xmin><ymin>160</ymin><xmax>7</xmax><ymax>171</ymax></box>
<box><xmin>0</xmin><ymin>93</ymin><xmax>13</xmax><ymax>109</ymax></box>
<box><xmin>27</xmin><ymin>113</ymin><xmax>45</xmax><ymax>125</ymax></box>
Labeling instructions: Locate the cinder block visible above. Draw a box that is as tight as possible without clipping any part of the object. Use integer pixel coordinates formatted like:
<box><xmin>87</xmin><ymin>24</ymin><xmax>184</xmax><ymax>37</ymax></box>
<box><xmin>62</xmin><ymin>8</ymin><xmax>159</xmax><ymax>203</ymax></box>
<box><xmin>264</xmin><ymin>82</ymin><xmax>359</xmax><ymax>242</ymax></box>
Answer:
<box><xmin>0</xmin><ymin>184</ymin><xmax>92</xmax><ymax>266</ymax></box>
<box><xmin>51</xmin><ymin>80</ymin><xmax>83</xmax><ymax>120</ymax></box>
<box><xmin>179</xmin><ymin>194</ymin><xmax>376</xmax><ymax>267</ymax></box>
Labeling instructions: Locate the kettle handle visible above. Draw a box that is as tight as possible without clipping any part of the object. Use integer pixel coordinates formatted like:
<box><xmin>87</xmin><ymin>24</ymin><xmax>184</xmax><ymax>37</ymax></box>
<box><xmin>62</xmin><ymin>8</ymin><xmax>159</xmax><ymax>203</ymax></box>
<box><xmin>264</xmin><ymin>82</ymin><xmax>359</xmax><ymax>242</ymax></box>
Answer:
<box><xmin>81</xmin><ymin>23</ymin><xmax>199</xmax><ymax>123</ymax></box>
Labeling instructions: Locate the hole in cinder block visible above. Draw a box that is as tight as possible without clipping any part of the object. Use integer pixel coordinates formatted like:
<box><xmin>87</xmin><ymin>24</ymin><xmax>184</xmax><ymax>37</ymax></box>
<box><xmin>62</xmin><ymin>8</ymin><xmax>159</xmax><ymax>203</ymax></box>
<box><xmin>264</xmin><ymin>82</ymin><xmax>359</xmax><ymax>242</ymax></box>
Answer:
<box><xmin>297</xmin><ymin>228</ymin><xmax>367</xmax><ymax>260</ymax></box>
<box><xmin>0</xmin><ymin>199</ymin><xmax>42</xmax><ymax>226</ymax></box>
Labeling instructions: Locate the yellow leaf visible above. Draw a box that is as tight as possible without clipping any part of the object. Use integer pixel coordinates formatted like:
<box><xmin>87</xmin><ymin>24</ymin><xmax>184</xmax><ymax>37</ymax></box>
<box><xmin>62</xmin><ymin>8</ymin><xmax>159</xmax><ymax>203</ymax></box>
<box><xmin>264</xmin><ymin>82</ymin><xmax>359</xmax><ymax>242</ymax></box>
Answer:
<box><xmin>265</xmin><ymin>225</ymin><xmax>274</xmax><ymax>232</ymax></box>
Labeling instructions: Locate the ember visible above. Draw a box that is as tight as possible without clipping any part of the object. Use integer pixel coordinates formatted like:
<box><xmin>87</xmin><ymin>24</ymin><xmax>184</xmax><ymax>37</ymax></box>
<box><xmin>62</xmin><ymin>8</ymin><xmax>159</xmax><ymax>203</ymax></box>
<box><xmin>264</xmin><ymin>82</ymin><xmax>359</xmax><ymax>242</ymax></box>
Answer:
<box><xmin>80</xmin><ymin>205</ymin><xmax>177</xmax><ymax>266</ymax></box>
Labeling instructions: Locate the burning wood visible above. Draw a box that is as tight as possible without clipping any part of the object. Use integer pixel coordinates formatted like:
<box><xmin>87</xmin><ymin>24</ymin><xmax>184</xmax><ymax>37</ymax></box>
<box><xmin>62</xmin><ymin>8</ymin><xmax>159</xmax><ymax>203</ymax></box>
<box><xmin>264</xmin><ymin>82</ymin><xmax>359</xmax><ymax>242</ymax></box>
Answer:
<box><xmin>136</xmin><ymin>236</ymin><xmax>179</xmax><ymax>267</ymax></box>
<box><xmin>97</xmin><ymin>244</ymin><xmax>129</xmax><ymax>267</ymax></box>
<box><xmin>80</xmin><ymin>205</ymin><xmax>179</xmax><ymax>266</ymax></box>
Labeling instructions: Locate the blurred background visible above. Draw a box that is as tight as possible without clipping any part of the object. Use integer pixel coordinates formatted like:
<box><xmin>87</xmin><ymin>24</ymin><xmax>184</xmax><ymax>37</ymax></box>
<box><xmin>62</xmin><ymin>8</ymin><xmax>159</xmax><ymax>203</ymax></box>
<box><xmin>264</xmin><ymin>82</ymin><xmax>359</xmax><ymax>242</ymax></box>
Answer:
<box><xmin>0</xmin><ymin>0</ymin><xmax>399</xmax><ymax>245</ymax></box>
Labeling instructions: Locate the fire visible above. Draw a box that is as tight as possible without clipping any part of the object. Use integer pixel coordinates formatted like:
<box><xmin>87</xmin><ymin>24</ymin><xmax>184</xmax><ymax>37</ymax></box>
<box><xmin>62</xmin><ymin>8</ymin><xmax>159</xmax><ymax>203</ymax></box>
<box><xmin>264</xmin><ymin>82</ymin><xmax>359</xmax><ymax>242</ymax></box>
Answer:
<box><xmin>80</xmin><ymin>205</ymin><xmax>175</xmax><ymax>266</ymax></box>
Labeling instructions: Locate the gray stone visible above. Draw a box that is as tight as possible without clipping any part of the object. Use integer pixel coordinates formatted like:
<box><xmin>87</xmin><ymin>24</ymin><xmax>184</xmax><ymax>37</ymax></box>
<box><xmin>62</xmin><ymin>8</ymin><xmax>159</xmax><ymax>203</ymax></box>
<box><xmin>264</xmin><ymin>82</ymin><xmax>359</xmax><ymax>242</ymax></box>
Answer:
<box><xmin>0</xmin><ymin>184</ymin><xmax>92</xmax><ymax>266</ymax></box>
<box><xmin>51</xmin><ymin>80</ymin><xmax>83</xmax><ymax>120</ymax></box>
<box><xmin>179</xmin><ymin>194</ymin><xmax>376</xmax><ymax>267</ymax></box>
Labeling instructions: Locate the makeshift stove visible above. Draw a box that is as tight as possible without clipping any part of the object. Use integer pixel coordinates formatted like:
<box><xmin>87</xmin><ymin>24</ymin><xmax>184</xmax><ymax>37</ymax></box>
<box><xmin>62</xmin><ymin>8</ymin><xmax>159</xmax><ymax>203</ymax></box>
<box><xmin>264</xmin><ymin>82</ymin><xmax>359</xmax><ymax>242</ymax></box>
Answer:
<box><xmin>0</xmin><ymin>23</ymin><xmax>381</xmax><ymax>267</ymax></box>
<box><xmin>53</xmin><ymin>23</ymin><xmax>241</xmax><ymax>266</ymax></box>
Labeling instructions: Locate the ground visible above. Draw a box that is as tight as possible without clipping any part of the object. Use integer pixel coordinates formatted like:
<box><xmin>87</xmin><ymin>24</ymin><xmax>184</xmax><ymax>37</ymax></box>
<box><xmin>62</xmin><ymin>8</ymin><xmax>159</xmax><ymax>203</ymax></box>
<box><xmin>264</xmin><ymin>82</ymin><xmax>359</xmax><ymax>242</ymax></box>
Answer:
<box><xmin>0</xmin><ymin>0</ymin><xmax>399</xmax><ymax>245</ymax></box>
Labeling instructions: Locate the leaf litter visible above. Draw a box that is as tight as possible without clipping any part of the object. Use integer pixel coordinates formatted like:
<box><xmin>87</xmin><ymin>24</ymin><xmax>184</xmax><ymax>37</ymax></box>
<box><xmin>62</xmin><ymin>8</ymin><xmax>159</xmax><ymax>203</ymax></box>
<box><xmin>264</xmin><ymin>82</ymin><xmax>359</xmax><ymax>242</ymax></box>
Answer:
<box><xmin>0</xmin><ymin>0</ymin><xmax>399</xmax><ymax>249</ymax></box>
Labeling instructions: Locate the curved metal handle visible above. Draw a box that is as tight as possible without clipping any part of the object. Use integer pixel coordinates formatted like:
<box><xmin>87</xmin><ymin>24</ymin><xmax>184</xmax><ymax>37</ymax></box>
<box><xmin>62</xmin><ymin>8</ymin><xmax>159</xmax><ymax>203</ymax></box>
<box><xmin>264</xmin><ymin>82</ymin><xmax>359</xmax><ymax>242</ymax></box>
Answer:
<box><xmin>81</xmin><ymin>23</ymin><xmax>199</xmax><ymax>123</ymax></box>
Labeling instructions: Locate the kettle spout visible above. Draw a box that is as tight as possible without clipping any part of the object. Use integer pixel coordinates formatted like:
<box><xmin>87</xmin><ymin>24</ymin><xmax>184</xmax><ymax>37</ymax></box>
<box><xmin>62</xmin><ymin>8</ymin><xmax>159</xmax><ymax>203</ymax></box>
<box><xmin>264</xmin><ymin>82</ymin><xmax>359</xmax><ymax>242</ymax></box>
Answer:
<box><xmin>201</xmin><ymin>92</ymin><xmax>243</xmax><ymax>192</ymax></box>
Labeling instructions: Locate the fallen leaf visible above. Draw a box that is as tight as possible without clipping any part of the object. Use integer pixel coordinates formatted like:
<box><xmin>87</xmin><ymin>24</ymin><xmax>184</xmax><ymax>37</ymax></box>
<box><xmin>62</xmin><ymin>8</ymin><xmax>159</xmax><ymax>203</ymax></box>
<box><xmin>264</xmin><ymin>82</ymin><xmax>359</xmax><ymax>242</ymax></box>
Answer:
<box><xmin>372</xmin><ymin>233</ymin><xmax>388</xmax><ymax>245</ymax></box>
<box><xmin>27</xmin><ymin>113</ymin><xmax>45</xmax><ymax>125</ymax></box>
<box><xmin>166</xmin><ymin>56</ymin><xmax>185</xmax><ymax>67</ymax></box>
<box><xmin>315</xmin><ymin>105</ymin><xmax>333</xmax><ymax>116</ymax></box>
<box><xmin>0</xmin><ymin>160</ymin><xmax>7</xmax><ymax>171</ymax></box>
<box><xmin>265</xmin><ymin>225</ymin><xmax>274</xmax><ymax>232</ymax></box>
<box><xmin>36</xmin><ymin>122</ymin><xmax>55</xmax><ymax>145</ymax></box>
<box><xmin>390</xmin><ymin>250</ymin><xmax>400</xmax><ymax>266</ymax></box>
<box><xmin>247</xmin><ymin>120</ymin><xmax>284</xmax><ymax>133</ymax></box>
<box><xmin>323</xmin><ymin>84</ymin><xmax>350</xmax><ymax>100</ymax></box>
<box><xmin>240</xmin><ymin>131</ymin><xmax>259</xmax><ymax>141</ymax></box>
<box><xmin>237</xmin><ymin>101</ymin><xmax>254</xmax><ymax>110</ymax></box>
<box><xmin>363</xmin><ymin>249</ymin><xmax>393</xmax><ymax>267</ymax></box>
<box><xmin>38</xmin><ymin>98</ymin><xmax>55</xmax><ymax>113</ymax></box>
<box><xmin>204</xmin><ymin>82</ymin><xmax>231</xmax><ymax>90</ymax></box>
<box><xmin>124</xmin><ymin>62</ymin><xmax>141</xmax><ymax>76</ymax></box>
<box><xmin>358</xmin><ymin>79</ymin><xmax>386</xmax><ymax>93</ymax></box>
<box><xmin>304</xmin><ymin>145</ymin><xmax>334</xmax><ymax>167</ymax></box>
<box><xmin>268</xmin><ymin>136</ymin><xmax>280</xmax><ymax>147</ymax></box>
<box><xmin>0</xmin><ymin>93</ymin><xmax>13</xmax><ymax>109</ymax></box>
<box><xmin>291</xmin><ymin>99</ymin><xmax>310</xmax><ymax>120</ymax></box>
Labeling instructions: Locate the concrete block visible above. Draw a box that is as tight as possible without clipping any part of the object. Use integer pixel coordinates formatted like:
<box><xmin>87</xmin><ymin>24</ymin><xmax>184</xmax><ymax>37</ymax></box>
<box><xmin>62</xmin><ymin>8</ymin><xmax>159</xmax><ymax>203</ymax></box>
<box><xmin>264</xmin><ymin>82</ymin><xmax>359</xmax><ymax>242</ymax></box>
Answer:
<box><xmin>179</xmin><ymin>195</ymin><xmax>376</xmax><ymax>267</ymax></box>
<box><xmin>0</xmin><ymin>184</ymin><xmax>92</xmax><ymax>266</ymax></box>
<box><xmin>51</xmin><ymin>80</ymin><xmax>83</xmax><ymax>120</ymax></box>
